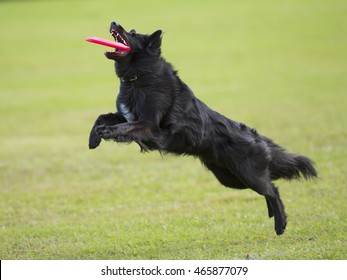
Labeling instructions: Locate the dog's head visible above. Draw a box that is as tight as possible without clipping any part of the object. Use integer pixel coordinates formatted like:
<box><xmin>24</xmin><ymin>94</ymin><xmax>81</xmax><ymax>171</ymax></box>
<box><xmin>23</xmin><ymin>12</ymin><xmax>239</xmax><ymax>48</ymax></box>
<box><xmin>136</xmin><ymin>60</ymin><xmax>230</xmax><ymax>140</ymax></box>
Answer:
<box><xmin>104</xmin><ymin>21</ymin><xmax>162</xmax><ymax>62</ymax></box>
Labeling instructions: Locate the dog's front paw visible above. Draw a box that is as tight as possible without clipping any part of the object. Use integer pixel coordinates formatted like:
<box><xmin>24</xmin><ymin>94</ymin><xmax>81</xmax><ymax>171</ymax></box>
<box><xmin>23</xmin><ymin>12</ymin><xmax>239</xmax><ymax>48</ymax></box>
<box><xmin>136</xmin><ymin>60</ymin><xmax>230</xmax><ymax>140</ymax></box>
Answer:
<box><xmin>89</xmin><ymin>130</ymin><xmax>102</xmax><ymax>149</ymax></box>
<box><xmin>95</xmin><ymin>124</ymin><xmax>117</xmax><ymax>140</ymax></box>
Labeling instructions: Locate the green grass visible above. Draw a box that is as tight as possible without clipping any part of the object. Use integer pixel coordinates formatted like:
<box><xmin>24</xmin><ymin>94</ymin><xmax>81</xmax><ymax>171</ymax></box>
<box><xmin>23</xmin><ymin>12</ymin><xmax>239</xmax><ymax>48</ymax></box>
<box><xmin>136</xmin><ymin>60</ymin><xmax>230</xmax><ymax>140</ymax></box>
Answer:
<box><xmin>0</xmin><ymin>0</ymin><xmax>346</xmax><ymax>259</ymax></box>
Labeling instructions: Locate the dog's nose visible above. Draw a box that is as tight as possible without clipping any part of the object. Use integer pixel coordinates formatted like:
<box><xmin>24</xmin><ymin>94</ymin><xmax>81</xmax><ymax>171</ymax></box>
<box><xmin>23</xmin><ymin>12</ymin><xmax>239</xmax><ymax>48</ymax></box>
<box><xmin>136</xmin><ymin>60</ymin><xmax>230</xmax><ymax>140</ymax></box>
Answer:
<box><xmin>110</xmin><ymin>21</ymin><xmax>124</xmax><ymax>32</ymax></box>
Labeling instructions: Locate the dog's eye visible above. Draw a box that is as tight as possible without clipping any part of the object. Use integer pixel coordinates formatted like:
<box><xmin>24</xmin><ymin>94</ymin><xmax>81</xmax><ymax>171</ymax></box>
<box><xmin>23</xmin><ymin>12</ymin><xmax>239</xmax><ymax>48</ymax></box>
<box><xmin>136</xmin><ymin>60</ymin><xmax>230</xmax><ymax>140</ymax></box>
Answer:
<box><xmin>130</xmin><ymin>29</ymin><xmax>136</xmax><ymax>36</ymax></box>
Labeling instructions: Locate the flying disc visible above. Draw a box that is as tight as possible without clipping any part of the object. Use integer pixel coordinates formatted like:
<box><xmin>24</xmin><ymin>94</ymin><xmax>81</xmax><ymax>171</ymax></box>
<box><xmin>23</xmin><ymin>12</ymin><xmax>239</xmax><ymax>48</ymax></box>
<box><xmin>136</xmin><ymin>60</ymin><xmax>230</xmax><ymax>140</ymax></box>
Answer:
<box><xmin>86</xmin><ymin>37</ymin><xmax>130</xmax><ymax>51</ymax></box>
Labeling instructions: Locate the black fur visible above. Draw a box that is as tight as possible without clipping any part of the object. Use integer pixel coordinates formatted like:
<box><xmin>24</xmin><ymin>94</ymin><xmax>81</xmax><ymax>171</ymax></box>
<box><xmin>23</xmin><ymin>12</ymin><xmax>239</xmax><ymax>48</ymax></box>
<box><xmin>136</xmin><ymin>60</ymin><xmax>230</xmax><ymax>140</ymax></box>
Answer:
<box><xmin>89</xmin><ymin>22</ymin><xmax>317</xmax><ymax>235</ymax></box>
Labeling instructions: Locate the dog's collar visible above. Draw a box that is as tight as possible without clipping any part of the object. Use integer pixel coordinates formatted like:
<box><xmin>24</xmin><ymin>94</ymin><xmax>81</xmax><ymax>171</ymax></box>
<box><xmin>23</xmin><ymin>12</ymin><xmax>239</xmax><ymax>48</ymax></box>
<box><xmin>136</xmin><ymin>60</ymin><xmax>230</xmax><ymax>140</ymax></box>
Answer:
<box><xmin>121</xmin><ymin>75</ymin><xmax>138</xmax><ymax>83</ymax></box>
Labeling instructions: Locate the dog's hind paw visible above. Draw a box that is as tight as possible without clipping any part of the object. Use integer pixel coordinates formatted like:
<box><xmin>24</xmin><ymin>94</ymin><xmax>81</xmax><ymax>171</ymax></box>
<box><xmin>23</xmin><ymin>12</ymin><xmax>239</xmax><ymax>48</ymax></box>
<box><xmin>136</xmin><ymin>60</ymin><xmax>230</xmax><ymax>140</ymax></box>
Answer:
<box><xmin>275</xmin><ymin>217</ymin><xmax>287</xmax><ymax>235</ymax></box>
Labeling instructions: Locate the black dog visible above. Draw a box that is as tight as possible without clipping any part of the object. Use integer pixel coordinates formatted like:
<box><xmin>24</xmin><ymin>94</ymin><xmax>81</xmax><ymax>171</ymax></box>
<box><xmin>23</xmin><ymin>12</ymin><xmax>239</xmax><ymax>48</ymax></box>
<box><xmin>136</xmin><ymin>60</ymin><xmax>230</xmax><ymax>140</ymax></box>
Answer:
<box><xmin>89</xmin><ymin>21</ymin><xmax>317</xmax><ymax>235</ymax></box>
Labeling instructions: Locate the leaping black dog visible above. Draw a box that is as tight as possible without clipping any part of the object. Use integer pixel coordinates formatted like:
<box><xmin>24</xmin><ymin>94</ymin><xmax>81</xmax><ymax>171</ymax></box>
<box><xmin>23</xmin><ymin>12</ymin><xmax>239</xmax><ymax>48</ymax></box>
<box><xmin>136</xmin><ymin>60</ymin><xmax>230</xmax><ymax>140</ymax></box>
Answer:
<box><xmin>89</xmin><ymin>22</ymin><xmax>317</xmax><ymax>235</ymax></box>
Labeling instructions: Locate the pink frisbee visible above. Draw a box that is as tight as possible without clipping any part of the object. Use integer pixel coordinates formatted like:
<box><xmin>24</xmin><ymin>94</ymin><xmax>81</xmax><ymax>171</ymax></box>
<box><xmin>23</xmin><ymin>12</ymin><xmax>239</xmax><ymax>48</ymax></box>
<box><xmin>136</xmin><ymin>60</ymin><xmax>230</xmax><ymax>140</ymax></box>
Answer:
<box><xmin>86</xmin><ymin>37</ymin><xmax>130</xmax><ymax>51</ymax></box>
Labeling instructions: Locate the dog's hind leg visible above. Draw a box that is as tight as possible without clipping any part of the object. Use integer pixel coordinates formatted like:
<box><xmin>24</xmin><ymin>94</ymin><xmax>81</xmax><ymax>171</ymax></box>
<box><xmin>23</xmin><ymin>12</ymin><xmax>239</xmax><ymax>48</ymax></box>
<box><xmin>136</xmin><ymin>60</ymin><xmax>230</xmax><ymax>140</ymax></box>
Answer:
<box><xmin>244</xmin><ymin>175</ymin><xmax>287</xmax><ymax>235</ymax></box>
<box><xmin>205</xmin><ymin>161</ymin><xmax>285</xmax><ymax>234</ymax></box>
<box><xmin>266</xmin><ymin>183</ymin><xmax>287</xmax><ymax>235</ymax></box>
<box><xmin>270</xmin><ymin>186</ymin><xmax>286</xmax><ymax>234</ymax></box>
<box><xmin>237</xmin><ymin>141</ymin><xmax>286</xmax><ymax>234</ymax></box>
<box><xmin>265</xmin><ymin>197</ymin><xmax>274</xmax><ymax>218</ymax></box>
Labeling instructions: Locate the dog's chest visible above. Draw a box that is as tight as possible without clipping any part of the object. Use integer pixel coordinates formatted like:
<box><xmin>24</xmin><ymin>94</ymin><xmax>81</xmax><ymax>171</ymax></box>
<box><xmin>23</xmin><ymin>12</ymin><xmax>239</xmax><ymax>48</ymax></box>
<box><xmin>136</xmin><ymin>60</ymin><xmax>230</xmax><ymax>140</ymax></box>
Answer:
<box><xmin>119</xmin><ymin>102</ymin><xmax>135</xmax><ymax>122</ymax></box>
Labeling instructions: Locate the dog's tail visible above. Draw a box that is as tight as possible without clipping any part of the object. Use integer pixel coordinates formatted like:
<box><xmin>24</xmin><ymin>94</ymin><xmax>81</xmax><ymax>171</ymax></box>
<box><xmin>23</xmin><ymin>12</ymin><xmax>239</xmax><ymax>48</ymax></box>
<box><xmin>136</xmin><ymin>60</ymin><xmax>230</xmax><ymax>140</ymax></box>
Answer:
<box><xmin>263</xmin><ymin>137</ymin><xmax>317</xmax><ymax>181</ymax></box>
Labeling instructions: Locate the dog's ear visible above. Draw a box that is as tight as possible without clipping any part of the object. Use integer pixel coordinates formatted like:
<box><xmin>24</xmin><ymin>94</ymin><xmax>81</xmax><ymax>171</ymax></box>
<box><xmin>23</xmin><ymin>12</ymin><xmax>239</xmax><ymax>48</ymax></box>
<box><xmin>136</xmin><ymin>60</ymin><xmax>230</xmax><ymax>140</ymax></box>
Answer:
<box><xmin>147</xmin><ymin>30</ymin><xmax>162</xmax><ymax>51</ymax></box>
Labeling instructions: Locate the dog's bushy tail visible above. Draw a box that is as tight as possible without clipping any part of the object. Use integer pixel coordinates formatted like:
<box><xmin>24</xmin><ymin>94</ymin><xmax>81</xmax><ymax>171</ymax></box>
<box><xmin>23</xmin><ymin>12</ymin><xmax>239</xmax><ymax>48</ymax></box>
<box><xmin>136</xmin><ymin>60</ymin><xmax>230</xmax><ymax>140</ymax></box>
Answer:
<box><xmin>263</xmin><ymin>137</ymin><xmax>317</xmax><ymax>181</ymax></box>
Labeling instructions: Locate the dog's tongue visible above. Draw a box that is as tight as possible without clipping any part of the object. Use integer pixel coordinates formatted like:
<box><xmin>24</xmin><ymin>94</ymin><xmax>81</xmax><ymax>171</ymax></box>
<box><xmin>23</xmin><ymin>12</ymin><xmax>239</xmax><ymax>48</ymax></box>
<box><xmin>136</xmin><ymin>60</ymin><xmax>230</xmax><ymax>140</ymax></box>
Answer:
<box><xmin>86</xmin><ymin>37</ymin><xmax>130</xmax><ymax>51</ymax></box>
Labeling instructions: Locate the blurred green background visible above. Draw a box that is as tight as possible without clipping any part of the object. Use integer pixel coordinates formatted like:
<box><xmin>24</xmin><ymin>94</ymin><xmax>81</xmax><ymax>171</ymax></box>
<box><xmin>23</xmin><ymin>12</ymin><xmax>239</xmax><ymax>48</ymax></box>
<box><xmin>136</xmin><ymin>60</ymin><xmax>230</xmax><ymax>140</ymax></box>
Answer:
<box><xmin>0</xmin><ymin>0</ymin><xmax>346</xmax><ymax>259</ymax></box>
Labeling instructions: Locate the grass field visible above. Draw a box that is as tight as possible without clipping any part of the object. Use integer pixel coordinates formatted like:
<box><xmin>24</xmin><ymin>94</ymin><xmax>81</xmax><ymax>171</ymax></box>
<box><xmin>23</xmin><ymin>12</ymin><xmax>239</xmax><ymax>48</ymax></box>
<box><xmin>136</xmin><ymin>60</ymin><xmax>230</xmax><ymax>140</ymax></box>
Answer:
<box><xmin>0</xmin><ymin>0</ymin><xmax>346</xmax><ymax>259</ymax></box>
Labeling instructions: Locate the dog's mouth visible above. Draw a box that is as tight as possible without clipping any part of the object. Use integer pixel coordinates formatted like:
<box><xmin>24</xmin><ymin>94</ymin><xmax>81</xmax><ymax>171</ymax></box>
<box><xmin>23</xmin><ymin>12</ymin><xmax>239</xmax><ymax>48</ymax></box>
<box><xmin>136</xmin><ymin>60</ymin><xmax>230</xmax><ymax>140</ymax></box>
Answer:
<box><xmin>105</xmin><ymin>29</ymin><xmax>130</xmax><ymax>57</ymax></box>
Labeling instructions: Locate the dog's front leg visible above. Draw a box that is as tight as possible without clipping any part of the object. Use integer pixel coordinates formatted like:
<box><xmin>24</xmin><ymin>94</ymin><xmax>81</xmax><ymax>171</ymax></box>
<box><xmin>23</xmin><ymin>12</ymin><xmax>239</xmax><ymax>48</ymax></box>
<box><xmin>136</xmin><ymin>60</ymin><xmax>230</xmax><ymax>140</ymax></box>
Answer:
<box><xmin>96</xmin><ymin>120</ymin><xmax>159</xmax><ymax>144</ymax></box>
<box><xmin>89</xmin><ymin>112</ymin><xmax>127</xmax><ymax>149</ymax></box>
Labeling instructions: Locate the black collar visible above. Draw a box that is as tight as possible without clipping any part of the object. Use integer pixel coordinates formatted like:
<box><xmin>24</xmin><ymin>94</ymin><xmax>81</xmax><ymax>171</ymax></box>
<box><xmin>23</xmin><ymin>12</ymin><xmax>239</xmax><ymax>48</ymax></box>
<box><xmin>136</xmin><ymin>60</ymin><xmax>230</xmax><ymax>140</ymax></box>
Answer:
<box><xmin>121</xmin><ymin>75</ymin><xmax>138</xmax><ymax>83</ymax></box>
